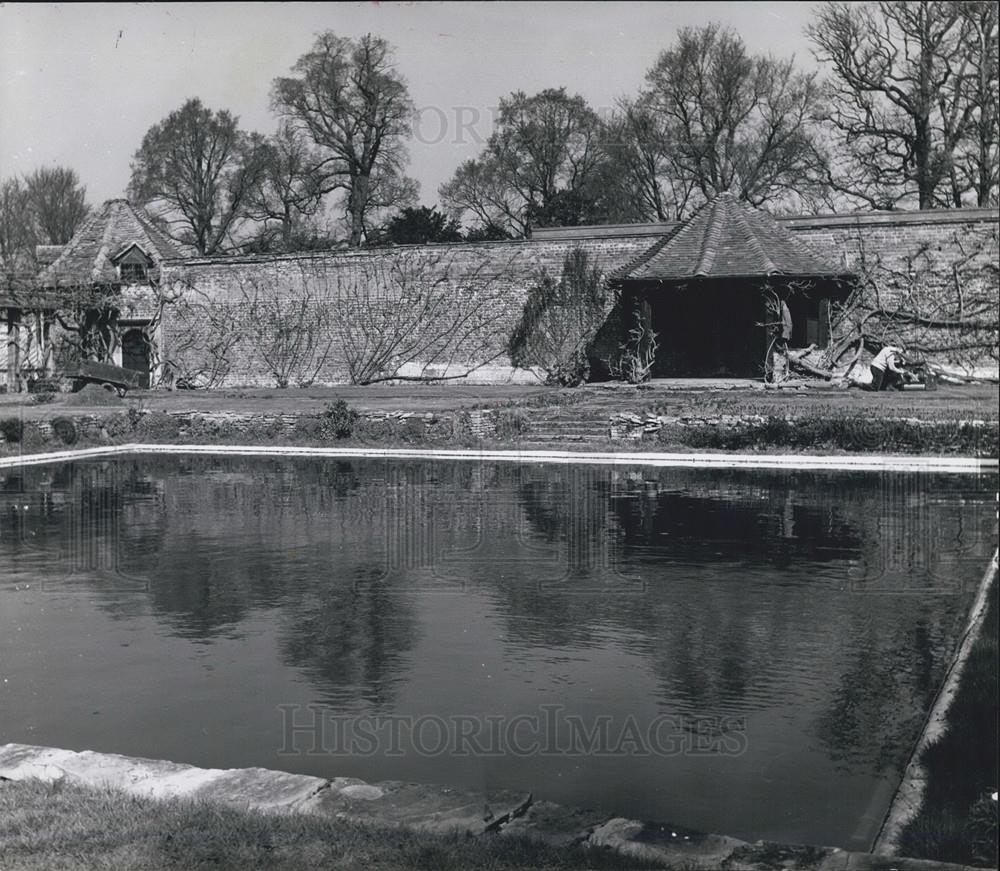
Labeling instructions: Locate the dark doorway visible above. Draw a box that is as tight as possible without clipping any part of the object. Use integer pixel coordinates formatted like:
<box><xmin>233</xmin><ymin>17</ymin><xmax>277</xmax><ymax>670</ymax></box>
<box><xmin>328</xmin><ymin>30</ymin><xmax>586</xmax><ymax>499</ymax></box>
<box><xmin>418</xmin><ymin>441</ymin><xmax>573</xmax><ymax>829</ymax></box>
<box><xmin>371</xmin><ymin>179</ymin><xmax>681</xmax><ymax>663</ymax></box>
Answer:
<box><xmin>646</xmin><ymin>282</ymin><xmax>764</xmax><ymax>377</ymax></box>
<box><xmin>121</xmin><ymin>328</ymin><xmax>151</xmax><ymax>388</ymax></box>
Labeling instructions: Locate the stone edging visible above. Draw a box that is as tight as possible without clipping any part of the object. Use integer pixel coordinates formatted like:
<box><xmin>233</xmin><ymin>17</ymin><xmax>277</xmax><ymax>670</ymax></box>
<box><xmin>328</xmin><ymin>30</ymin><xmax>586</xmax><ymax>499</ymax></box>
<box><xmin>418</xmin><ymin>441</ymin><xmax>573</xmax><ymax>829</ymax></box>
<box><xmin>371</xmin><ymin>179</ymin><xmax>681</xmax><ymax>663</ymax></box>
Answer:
<box><xmin>1</xmin><ymin>442</ymin><xmax>997</xmax><ymax>473</ymax></box>
<box><xmin>0</xmin><ymin>743</ymin><xmax>980</xmax><ymax>871</ymax></box>
<box><xmin>870</xmin><ymin>549</ymin><xmax>1000</xmax><ymax>856</ymax></box>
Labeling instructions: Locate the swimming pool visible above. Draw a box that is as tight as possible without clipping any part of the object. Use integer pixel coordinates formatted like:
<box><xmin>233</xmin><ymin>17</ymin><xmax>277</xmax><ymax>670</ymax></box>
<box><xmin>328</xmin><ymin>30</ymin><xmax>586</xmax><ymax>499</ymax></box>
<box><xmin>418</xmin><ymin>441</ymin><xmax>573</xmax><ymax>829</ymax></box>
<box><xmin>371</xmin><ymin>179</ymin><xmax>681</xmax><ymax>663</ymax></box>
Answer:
<box><xmin>0</xmin><ymin>455</ymin><xmax>994</xmax><ymax>849</ymax></box>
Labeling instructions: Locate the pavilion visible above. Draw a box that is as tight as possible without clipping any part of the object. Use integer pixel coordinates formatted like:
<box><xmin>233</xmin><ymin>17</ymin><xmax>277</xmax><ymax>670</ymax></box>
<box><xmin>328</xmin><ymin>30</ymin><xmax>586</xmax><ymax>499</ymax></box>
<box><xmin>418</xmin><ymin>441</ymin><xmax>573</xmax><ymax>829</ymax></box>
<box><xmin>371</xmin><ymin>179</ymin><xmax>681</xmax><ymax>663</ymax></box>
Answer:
<box><xmin>610</xmin><ymin>192</ymin><xmax>856</xmax><ymax>378</ymax></box>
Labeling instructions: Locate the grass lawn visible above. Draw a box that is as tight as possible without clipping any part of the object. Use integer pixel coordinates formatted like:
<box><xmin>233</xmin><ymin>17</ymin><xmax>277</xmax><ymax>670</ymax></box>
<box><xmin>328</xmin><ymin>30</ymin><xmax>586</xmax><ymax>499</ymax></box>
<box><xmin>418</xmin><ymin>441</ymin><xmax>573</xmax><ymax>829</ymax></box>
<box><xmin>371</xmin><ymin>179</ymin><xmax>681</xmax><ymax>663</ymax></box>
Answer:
<box><xmin>2</xmin><ymin>381</ymin><xmax>998</xmax><ymax>421</ymax></box>
<box><xmin>898</xmin><ymin>570</ymin><xmax>998</xmax><ymax>867</ymax></box>
<box><xmin>0</xmin><ymin>778</ymin><xmax>665</xmax><ymax>871</ymax></box>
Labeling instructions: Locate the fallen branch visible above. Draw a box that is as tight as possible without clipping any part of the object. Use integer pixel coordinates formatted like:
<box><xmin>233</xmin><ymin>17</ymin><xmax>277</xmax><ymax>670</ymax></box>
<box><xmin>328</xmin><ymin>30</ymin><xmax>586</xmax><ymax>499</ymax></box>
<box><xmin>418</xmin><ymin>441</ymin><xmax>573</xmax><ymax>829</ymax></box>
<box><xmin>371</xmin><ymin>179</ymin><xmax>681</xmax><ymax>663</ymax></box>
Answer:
<box><xmin>482</xmin><ymin>793</ymin><xmax>533</xmax><ymax>835</ymax></box>
<box><xmin>788</xmin><ymin>355</ymin><xmax>834</xmax><ymax>380</ymax></box>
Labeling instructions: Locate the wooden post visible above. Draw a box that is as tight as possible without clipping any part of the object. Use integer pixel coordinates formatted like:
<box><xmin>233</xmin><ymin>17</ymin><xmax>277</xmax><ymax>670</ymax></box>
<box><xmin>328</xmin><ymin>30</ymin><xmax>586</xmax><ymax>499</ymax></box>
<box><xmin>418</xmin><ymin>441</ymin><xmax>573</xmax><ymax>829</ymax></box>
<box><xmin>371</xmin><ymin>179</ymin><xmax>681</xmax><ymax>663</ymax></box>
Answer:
<box><xmin>5</xmin><ymin>307</ymin><xmax>21</xmax><ymax>393</ymax></box>
<box><xmin>819</xmin><ymin>298</ymin><xmax>831</xmax><ymax>349</ymax></box>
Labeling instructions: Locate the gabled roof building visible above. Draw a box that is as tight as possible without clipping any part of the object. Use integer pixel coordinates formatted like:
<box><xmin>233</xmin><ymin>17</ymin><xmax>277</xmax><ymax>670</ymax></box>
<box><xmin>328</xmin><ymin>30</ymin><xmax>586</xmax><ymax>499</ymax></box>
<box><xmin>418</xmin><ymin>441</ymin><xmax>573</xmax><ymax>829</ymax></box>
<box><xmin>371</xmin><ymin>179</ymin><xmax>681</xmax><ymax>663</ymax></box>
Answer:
<box><xmin>4</xmin><ymin>199</ymin><xmax>186</xmax><ymax>392</ymax></box>
<box><xmin>37</xmin><ymin>198</ymin><xmax>186</xmax><ymax>288</ymax></box>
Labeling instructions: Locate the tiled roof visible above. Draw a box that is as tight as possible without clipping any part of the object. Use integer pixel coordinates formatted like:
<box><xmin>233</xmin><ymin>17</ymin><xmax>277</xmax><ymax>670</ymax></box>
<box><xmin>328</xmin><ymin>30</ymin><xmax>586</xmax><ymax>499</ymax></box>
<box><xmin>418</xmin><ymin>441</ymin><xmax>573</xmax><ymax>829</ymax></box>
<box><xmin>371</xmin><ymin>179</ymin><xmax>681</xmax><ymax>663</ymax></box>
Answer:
<box><xmin>34</xmin><ymin>245</ymin><xmax>64</xmax><ymax>268</ymax></box>
<box><xmin>613</xmin><ymin>191</ymin><xmax>851</xmax><ymax>283</ymax></box>
<box><xmin>37</xmin><ymin>199</ymin><xmax>188</xmax><ymax>287</ymax></box>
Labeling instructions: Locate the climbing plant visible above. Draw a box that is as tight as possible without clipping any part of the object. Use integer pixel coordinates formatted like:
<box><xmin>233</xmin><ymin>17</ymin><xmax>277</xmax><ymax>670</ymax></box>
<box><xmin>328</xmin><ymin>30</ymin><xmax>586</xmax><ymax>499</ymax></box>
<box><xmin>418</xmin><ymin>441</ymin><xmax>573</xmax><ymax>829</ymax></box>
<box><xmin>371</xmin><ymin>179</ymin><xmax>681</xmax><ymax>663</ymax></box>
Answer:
<box><xmin>508</xmin><ymin>248</ymin><xmax>608</xmax><ymax>386</ymax></box>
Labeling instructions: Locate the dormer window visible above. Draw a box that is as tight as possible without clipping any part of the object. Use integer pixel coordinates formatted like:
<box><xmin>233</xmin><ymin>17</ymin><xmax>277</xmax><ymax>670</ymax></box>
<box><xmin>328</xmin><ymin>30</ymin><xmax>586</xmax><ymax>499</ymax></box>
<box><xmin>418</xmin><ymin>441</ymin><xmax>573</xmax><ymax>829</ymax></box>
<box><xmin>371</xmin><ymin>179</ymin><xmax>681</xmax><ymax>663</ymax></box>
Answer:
<box><xmin>119</xmin><ymin>261</ymin><xmax>148</xmax><ymax>283</ymax></box>
<box><xmin>111</xmin><ymin>243</ymin><xmax>154</xmax><ymax>285</ymax></box>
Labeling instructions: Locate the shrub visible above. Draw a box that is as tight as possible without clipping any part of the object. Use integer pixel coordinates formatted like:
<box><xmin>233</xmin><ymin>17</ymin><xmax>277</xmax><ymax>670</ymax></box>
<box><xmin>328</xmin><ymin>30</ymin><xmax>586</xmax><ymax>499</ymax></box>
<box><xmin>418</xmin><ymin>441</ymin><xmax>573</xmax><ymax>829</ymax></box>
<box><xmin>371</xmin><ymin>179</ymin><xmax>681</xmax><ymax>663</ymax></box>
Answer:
<box><xmin>656</xmin><ymin>414</ymin><xmax>998</xmax><ymax>456</ymax></box>
<box><xmin>50</xmin><ymin>417</ymin><xmax>79</xmax><ymax>446</ymax></box>
<box><xmin>27</xmin><ymin>377</ymin><xmax>61</xmax><ymax>394</ymax></box>
<box><xmin>0</xmin><ymin>417</ymin><xmax>24</xmax><ymax>443</ymax></box>
<box><xmin>508</xmin><ymin>248</ymin><xmax>607</xmax><ymax>387</ymax></box>
<box><xmin>402</xmin><ymin>416</ymin><xmax>427</xmax><ymax>441</ymax></box>
<box><xmin>966</xmin><ymin>792</ymin><xmax>998</xmax><ymax>867</ymax></box>
<box><xmin>19</xmin><ymin>423</ymin><xmax>45</xmax><ymax>450</ymax></box>
<box><xmin>292</xmin><ymin>416</ymin><xmax>328</xmax><ymax>441</ymax></box>
<box><xmin>102</xmin><ymin>411</ymin><xmax>140</xmax><ymax>439</ymax></box>
<box><xmin>133</xmin><ymin>412</ymin><xmax>183</xmax><ymax>441</ymax></box>
<box><xmin>241</xmin><ymin>419</ymin><xmax>284</xmax><ymax>442</ymax></box>
<box><xmin>495</xmin><ymin>409</ymin><xmax>530</xmax><ymax>439</ymax></box>
<box><xmin>607</xmin><ymin>309</ymin><xmax>658</xmax><ymax>384</ymax></box>
<box><xmin>321</xmin><ymin>400</ymin><xmax>360</xmax><ymax>439</ymax></box>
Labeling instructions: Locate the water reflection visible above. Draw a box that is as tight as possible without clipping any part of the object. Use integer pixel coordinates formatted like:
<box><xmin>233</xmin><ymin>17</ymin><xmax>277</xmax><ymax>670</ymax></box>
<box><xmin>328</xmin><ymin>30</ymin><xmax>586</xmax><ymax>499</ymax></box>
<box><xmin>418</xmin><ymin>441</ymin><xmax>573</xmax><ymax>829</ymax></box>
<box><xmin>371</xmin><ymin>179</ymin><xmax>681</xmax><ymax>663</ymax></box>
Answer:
<box><xmin>0</xmin><ymin>457</ymin><xmax>994</xmax><ymax>847</ymax></box>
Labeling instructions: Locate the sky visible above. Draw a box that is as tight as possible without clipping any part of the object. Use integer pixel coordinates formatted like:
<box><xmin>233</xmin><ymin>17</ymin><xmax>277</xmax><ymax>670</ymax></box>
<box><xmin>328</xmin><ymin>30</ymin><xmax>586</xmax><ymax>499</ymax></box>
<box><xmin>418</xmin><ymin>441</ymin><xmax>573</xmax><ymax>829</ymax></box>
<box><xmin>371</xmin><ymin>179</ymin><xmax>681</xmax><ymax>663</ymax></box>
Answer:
<box><xmin>0</xmin><ymin>1</ymin><xmax>821</xmax><ymax>209</ymax></box>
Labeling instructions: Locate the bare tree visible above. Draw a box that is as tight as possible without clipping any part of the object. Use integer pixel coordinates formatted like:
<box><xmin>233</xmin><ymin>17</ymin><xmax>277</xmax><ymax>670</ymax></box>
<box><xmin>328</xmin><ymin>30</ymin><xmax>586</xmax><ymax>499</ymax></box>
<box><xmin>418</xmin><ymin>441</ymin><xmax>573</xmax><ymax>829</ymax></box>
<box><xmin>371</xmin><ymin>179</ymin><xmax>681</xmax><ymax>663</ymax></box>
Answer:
<box><xmin>808</xmin><ymin>1</ymin><xmax>994</xmax><ymax>209</ymax></box>
<box><xmin>440</xmin><ymin>88</ymin><xmax>608</xmax><ymax>235</ymax></box>
<box><xmin>326</xmin><ymin>249</ymin><xmax>525</xmax><ymax>384</ymax></box>
<box><xmin>643</xmin><ymin>24</ymin><xmax>828</xmax><ymax>213</ymax></box>
<box><xmin>0</xmin><ymin>178</ymin><xmax>35</xmax><ymax>276</ymax></box>
<box><xmin>128</xmin><ymin>98</ymin><xmax>268</xmax><ymax>254</ymax></box>
<box><xmin>160</xmin><ymin>285</ymin><xmax>246</xmax><ymax>389</ymax></box>
<box><xmin>818</xmin><ymin>229</ymin><xmax>999</xmax><ymax>379</ymax></box>
<box><xmin>439</xmin><ymin>157</ymin><xmax>529</xmax><ymax>237</ymax></box>
<box><xmin>953</xmin><ymin>2</ymin><xmax>999</xmax><ymax>207</ymax></box>
<box><xmin>272</xmin><ymin>32</ymin><xmax>417</xmax><ymax>247</ymax></box>
<box><xmin>244</xmin><ymin>122</ymin><xmax>330</xmax><ymax>251</ymax></box>
<box><xmin>234</xmin><ymin>271</ymin><xmax>337</xmax><ymax>388</ymax></box>
<box><xmin>24</xmin><ymin>166</ymin><xmax>90</xmax><ymax>244</ymax></box>
<box><xmin>1</xmin><ymin>167</ymin><xmax>90</xmax><ymax>283</ymax></box>
<box><xmin>601</xmin><ymin>97</ymin><xmax>696</xmax><ymax>222</ymax></box>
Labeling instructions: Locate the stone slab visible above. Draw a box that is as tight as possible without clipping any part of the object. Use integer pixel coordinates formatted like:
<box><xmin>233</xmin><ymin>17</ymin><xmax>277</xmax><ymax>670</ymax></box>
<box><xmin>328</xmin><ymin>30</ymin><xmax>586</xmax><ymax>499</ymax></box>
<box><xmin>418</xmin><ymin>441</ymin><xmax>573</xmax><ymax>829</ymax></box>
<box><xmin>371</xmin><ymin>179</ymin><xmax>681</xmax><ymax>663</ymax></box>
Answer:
<box><xmin>0</xmin><ymin>743</ymin><xmax>983</xmax><ymax>870</ymax></box>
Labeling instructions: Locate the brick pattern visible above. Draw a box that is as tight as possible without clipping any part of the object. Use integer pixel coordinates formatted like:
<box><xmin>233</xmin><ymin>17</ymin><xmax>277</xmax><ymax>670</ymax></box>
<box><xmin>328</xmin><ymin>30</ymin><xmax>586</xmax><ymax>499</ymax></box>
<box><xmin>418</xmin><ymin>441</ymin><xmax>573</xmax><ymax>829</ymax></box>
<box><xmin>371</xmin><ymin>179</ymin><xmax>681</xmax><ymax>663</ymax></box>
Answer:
<box><xmin>160</xmin><ymin>210</ymin><xmax>999</xmax><ymax>387</ymax></box>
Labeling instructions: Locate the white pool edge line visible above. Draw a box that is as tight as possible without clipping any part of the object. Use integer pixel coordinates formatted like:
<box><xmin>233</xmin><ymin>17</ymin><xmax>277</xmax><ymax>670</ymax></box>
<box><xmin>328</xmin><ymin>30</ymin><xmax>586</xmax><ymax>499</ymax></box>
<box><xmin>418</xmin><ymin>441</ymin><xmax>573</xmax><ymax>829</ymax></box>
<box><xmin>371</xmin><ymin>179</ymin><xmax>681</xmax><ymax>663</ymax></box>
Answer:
<box><xmin>871</xmin><ymin>548</ymin><xmax>1000</xmax><ymax>855</ymax></box>
<box><xmin>1</xmin><ymin>443</ymin><xmax>997</xmax><ymax>472</ymax></box>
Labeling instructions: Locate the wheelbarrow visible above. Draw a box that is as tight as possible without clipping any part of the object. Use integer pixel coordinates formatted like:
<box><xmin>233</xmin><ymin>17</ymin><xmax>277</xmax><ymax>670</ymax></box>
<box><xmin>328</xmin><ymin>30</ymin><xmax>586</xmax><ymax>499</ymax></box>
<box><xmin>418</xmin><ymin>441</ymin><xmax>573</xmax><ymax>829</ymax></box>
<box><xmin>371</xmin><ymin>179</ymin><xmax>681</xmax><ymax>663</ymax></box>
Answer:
<box><xmin>69</xmin><ymin>360</ymin><xmax>146</xmax><ymax>398</ymax></box>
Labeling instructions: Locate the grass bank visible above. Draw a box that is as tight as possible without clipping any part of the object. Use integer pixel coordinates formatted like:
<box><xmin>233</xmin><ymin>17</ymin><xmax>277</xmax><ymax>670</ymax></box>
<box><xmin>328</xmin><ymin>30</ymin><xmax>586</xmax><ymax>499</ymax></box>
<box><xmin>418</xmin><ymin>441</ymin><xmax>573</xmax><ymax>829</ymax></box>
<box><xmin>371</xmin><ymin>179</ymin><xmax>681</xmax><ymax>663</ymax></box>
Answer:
<box><xmin>898</xmin><ymin>571</ymin><xmax>998</xmax><ymax>867</ymax></box>
<box><xmin>1</xmin><ymin>384</ymin><xmax>997</xmax><ymax>459</ymax></box>
<box><xmin>0</xmin><ymin>778</ymin><xmax>664</xmax><ymax>871</ymax></box>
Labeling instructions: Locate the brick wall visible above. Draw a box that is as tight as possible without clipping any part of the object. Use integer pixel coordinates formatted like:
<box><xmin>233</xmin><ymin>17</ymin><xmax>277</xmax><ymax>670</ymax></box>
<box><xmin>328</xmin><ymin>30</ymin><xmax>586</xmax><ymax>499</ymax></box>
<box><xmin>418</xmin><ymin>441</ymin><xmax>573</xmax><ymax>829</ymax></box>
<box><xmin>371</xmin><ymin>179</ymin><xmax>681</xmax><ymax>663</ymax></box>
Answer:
<box><xmin>160</xmin><ymin>208</ymin><xmax>998</xmax><ymax>387</ymax></box>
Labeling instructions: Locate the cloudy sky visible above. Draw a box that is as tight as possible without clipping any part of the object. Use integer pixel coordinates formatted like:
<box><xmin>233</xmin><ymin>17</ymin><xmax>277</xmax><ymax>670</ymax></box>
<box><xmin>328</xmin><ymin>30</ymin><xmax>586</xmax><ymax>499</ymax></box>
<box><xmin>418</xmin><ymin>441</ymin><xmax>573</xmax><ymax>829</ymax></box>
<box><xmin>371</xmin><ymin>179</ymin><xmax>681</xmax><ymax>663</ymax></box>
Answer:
<box><xmin>0</xmin><ymin>1</ymin><xmax>820</xmax><ymax>208</ymax></box>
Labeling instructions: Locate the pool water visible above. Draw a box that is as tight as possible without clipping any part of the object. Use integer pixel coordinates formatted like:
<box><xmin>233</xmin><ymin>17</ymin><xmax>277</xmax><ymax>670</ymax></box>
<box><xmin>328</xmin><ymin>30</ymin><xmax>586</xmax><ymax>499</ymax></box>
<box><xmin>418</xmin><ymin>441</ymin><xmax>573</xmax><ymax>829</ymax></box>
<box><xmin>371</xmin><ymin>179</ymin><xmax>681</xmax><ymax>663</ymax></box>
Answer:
<box><xmin>0</xmin><ymin>456</ymin><xmax>995</xmax><ymax>849</ymax></box>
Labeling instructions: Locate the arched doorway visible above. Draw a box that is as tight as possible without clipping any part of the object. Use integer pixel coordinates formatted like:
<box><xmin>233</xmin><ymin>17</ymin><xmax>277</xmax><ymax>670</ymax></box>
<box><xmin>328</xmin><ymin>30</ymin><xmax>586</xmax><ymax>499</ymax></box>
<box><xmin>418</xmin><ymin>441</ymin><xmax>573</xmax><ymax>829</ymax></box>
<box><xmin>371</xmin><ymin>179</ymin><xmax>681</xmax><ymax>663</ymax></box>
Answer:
<box><xmin>121</xmin><ymin>328</ymin><xmax>151</xmax><ymax>388</ymax></box>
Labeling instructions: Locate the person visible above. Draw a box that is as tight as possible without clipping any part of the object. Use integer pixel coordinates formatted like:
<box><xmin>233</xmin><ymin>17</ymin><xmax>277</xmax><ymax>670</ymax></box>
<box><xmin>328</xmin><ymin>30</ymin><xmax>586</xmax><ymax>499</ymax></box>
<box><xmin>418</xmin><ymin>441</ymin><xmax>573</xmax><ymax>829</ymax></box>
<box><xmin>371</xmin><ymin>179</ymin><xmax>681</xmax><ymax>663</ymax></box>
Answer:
<box><xmin>764</xmin><ymin>295</ymin><xmax>793</xmax><ymax>383</ymax></box>
<box><xmin>780</xmin><ymin>299</ymin><xmax>793</xmax><ymax>348</ymax></box>
<box><xmin>869</xmin><ymin>345</ymin><xmax>905</xmax><ymax>391</ymax></box>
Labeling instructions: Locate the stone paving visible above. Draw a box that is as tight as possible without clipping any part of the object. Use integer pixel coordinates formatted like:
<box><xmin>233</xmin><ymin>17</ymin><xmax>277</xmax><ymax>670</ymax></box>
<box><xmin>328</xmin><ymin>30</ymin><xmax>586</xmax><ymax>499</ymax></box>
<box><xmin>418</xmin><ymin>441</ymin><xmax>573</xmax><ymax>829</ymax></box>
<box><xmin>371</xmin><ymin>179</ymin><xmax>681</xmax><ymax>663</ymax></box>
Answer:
<box><xmin>0</xmin><ymin>743</ymin><xmax>982</xmax><ymax>870</ymax></box>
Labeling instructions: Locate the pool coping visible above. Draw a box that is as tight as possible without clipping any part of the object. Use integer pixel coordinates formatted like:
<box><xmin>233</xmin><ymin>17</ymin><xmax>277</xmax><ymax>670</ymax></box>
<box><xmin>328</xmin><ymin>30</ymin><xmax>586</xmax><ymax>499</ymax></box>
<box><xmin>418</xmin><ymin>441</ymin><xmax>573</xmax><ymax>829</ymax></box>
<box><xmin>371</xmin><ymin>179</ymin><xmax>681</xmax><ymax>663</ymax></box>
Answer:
<box><xmin>1</xmin><ymin>443</ymin><xmax>998</xmax><ymax>473</ymax></box>
<box><xmin>0</xmin><ymin>742</ymin><xmax>981</xmax><ymax>871</ymax></box>
<box><xmin>870</xmin><ymin>548</ymin><xmax>1000</xmax><ymax>856</ymax></box>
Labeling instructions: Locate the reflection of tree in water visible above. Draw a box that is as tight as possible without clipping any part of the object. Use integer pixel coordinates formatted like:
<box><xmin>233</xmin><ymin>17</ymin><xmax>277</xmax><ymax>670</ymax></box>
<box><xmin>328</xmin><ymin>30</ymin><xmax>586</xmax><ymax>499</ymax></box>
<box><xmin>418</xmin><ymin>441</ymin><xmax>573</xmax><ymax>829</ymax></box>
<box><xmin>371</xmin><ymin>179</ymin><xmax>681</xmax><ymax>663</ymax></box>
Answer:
<box><xmin>278</xmin><ymin>567</ymin><xmax>420</xmax><ymax>711</ymax></box>
<box><xmin>0</xmin><ymin>461</ymin><xmax>167</xmax><ymax>622</ymax></box>
<box><xmin>812</xmin><ymin>606</ymin><xmax>965</xmax><ymax>773</ymax></box>
<box><xmin>4</xmin><ymin>458</ymin><xmax>993</xmax><ymax>754</ymax></box>
<box><xmin>495</xmin><ymin>467</ymin><xmax>866</xmax><ymax>664</ymax></box>
<box><xmin>501</xmin><ymin>466</ymin><xmax>993</xmax><ymax>745</ymax></box>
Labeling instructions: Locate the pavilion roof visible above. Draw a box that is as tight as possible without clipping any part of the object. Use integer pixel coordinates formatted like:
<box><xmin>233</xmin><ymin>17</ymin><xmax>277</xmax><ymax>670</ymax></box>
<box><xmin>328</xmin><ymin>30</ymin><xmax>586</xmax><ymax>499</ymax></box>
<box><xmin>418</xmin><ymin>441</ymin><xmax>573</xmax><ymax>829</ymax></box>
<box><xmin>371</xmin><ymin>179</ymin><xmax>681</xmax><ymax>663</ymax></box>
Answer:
<box><xmin>613</xmin><ymin>191</ymin><xmax>852</xmax><ymax>283</ymax></box>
